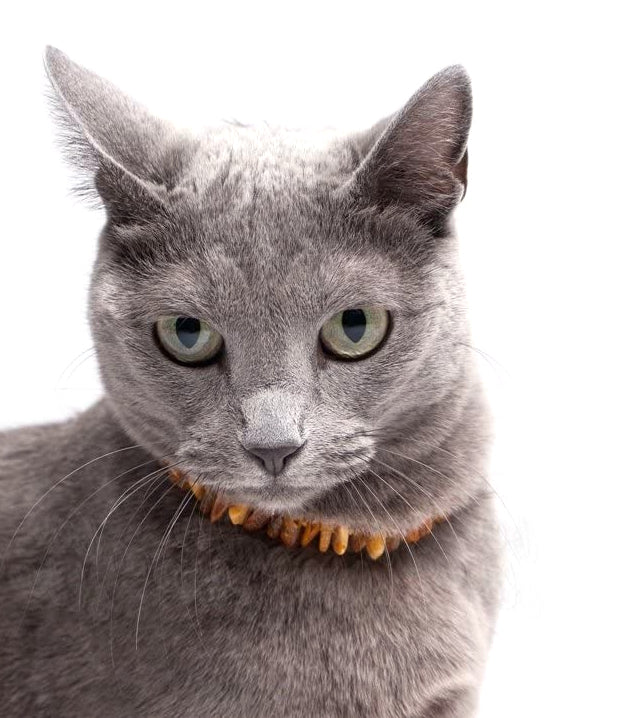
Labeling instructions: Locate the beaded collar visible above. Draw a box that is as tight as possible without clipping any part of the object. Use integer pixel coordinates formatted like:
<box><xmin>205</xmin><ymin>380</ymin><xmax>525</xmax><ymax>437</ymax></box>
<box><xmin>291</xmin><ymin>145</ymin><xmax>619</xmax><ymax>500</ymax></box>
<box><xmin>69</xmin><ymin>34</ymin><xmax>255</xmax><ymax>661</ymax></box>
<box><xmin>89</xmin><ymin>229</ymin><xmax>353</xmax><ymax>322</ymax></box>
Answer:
<box><xmin>168</xmin><ymin>468</ymin><xmax>442</xmax><ymax>560</ymax></box>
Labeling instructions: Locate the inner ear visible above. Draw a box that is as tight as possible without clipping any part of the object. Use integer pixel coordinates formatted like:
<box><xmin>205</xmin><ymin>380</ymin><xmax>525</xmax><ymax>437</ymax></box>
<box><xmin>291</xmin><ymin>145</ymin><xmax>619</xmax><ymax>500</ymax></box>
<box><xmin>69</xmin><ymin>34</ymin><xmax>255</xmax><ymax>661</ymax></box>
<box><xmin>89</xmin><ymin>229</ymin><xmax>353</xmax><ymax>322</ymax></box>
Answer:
<box><xmin>347</xmin><ymin>65</ymin><xmax>472</xmax><ymax>231</ymax></box>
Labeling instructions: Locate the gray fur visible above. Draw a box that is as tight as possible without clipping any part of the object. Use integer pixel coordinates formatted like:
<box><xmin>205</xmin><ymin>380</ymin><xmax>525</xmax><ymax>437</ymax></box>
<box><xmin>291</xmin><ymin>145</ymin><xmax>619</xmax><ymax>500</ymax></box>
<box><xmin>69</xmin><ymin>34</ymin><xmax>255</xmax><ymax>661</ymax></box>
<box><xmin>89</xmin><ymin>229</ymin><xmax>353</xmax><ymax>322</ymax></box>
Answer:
<box><xmin>0</xmin><ymin>47</ymin><xmax>501</xmax><ymax>717</ymax></box>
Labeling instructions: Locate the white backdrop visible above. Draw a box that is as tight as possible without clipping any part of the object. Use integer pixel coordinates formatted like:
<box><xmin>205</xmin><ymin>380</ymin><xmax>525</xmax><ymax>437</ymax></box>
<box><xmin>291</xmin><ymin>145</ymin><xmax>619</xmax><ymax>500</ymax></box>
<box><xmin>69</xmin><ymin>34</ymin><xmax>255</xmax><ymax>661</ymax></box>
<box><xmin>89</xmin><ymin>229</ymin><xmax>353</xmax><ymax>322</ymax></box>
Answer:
<box><xmin>1</xmin><ymin>2</ymin><xmax>623</xmax><ymax>715</ymax></box>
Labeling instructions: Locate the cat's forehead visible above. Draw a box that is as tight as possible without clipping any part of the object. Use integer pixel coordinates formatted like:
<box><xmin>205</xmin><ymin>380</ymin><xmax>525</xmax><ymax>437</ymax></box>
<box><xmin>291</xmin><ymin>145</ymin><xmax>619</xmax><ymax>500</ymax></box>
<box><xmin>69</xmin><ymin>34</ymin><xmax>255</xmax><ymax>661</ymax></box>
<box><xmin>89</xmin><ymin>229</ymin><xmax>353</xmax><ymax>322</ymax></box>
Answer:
<box><xmin>162</xmin><ymin>124</ymin><xmax>366</xmax><ymax>268</ymax></box>
<box><xmin>126</xmin><ymin>194</ymin><xmax>405</xmax><ymax>328</ymax></box>
<box><xmin>158</xmin><ymin>220</ymin><xmax>403</xmax><ymax>325</ymax></box>
<box><xmin>113</xmin><ymin>124</ymin><xmax>409</xmax><ymax>319</ymax></box>
<box><xmin>181</xmin><ymin>124</ymin><xmax>357</xmax><ymax>202</ymax></box>
<box><xmin>153</xmin><ymin>243</ymin><xmax>404</xmax><ymax>335</ymax></box>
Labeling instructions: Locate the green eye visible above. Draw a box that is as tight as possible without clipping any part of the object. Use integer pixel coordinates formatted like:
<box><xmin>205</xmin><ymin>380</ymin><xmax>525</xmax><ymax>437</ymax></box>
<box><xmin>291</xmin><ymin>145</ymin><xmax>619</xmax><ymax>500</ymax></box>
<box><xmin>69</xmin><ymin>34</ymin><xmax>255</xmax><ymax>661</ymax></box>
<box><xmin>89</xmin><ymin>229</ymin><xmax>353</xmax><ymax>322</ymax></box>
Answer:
<box><xmin>320</xmin><ymin>306</ymin><xmax>390</xmax><ymax>360</ymax></box>
<box><xmin>155</xmin><ymin>316</ymin><xmax>223</xmax><ymax>365</ymax></box>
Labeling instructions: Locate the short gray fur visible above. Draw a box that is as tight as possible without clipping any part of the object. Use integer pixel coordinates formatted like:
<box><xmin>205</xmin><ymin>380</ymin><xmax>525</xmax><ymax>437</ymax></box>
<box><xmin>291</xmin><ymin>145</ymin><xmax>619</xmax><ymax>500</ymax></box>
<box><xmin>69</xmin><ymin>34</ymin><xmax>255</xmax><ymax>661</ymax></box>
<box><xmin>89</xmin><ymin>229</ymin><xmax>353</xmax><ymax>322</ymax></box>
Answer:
<box><xmin>0</xmin><ymin>47</ymin><xmax>501</xmax><ymax>717</ymax></box>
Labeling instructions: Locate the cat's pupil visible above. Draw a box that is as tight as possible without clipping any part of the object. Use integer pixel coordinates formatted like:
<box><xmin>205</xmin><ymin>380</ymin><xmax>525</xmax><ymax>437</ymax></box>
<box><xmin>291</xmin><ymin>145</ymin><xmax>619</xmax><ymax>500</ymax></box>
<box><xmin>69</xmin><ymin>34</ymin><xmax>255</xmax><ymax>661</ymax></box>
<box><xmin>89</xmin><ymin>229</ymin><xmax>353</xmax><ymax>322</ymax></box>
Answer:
<box><xmin>342</xmin><ymin>309</ymin><xmax>366</xmax><ymax>343</ymax></box>
<box><xmin>175</xmin><ymin>317</ymin><xmax>201</xmax><ymax>349</ymax></box>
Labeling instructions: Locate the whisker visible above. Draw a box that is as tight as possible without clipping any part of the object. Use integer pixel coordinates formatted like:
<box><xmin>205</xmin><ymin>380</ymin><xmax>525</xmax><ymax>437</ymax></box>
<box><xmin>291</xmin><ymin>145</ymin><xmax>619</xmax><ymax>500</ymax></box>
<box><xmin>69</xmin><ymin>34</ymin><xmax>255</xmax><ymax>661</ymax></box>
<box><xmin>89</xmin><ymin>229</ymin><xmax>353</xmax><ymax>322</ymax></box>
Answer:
<box><xmin>347</xmin><ymin>428</ymin><xmax>521</xmax><ymax>570</ymax></box>
<box><xmin>93</xmin><ymin>468</ymin><xmax>174</xmax><ymax>615</ymax></box>
<box><xmin>179</xmin><ymin>489</ymin><xmax>198</xmax><ymax>586</ymax></box>
<box><xmin>378</xmin><ymin>446</ymin><xmax>478</xmax><ymax>503</ymax></box>
<box><xmin>456</xmin><ymin>341</ymin><xmax>510</xmax><ymax>377</ymax></box>
<box><xmin>371</xmin><ymin>446</ymin><xmax>512</xmax><ymax>554</ymax></box>
<box><xmin>3</xmin><ymin>443</ymin><xmax>145</xmax><ymax>568</ymax></box>
<box><xmin>350</xmin><ymin>454</ymin><xmax>450</xmax><ymax>565</ymax></box>
<box><xmin>367</xmin><ymin>453</ymin><xmax>459</xmax><ymax>552</ymax></box>
<box><xmin>350</xmin><ymin>427</ymin><xmax>508</xmax><ymax>517</ymax></box>
<box><xmin>340</xmin><ymin>480</ymin><xmax>366</xmax><ymax>574</ymax></box>
<box><xmin>55</xmin><ymin>345</ymin><xmax>97</xmax><ymax>388</ymax></box>
<box><xmin>80</xmin><ymin>461</ymin><xmax>177</xmax><ymax>609</ymax></box>
<box><xmin>108</xmin><ymin>479</ymin><xmax>179</xmax><ymax>666</ymax></box>
<box><xmin>93</xmin><ymin>459</ymin><xmax>178</xmax><ymax>580</ymax></box>
<box><xmin>348</xmin><ymin>468</ymin><xmax>429</xmax><ymax>626</ymax></box>
<box><xmin>392</xmin><ymin>435</ymin><xmax>521</xmax><ymax>537</ymax></box>
<box><xmin>17</xmin><ymin>455</ymin><xmax>165</xmax><ymax>627</ymax></box>
<box><xmin>343</xmin><ymin>470</ymin><xmax>394</xmax><ymax>595</ymax></box>
<box><xmin>135</xmin><ymin>482</ymin><xmax>196</xmax><ymax>647</ymax></box>
<box><xmin>179</xmin><ymin>489</ymin><xmax>208</xmax><ymax>647</ymax></box>
<box><xmin>193</xmin><ymin>495</ymin><xmax>212</xmax><ymax>639</ymax></box>
<box><xmin>150</xmin><ymin>490</ymin><xmax>197</xmax><ymax>640</ymax></box>
<box><xmin>156</xmin><ymin>475</ymin><xmax>199</xmax><ymax>584</ymax></box>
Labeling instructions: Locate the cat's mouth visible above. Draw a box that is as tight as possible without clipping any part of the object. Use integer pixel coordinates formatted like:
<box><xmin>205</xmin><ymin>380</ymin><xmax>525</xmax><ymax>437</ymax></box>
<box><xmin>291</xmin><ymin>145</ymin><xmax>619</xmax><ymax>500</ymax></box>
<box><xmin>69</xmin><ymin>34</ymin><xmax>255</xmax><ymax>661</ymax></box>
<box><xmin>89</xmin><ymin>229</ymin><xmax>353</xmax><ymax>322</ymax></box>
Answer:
<box><xmin>179</xmin><ymin>471</ymin><xmax>324</xmax><ymax>513</ymax></box>
<box><xmin>174</xmin><ymin>447</ymin><xmax>355</xmax><ymax>511</ymax></box>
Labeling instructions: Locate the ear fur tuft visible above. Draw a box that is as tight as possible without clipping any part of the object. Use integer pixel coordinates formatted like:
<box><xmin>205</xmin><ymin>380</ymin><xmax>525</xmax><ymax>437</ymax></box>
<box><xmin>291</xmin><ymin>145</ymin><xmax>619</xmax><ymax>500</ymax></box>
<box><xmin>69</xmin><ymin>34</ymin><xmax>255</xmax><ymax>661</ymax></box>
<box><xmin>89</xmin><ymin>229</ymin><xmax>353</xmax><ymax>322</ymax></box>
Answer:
<box><xmin>43</xmin><ymin>46</ymin><xmax>195</xmax><ymax>222</ymax></box>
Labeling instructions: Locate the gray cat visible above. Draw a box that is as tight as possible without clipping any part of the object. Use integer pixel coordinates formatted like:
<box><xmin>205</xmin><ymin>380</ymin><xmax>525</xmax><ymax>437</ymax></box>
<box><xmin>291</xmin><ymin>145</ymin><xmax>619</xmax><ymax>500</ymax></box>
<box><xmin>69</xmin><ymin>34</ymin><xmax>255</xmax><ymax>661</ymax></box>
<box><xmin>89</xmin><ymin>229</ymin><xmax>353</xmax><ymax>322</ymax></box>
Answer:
<box><xmin>0</xmin><ymin>47</ymin><xmax>501</xmax><ymax>717</ymax></box>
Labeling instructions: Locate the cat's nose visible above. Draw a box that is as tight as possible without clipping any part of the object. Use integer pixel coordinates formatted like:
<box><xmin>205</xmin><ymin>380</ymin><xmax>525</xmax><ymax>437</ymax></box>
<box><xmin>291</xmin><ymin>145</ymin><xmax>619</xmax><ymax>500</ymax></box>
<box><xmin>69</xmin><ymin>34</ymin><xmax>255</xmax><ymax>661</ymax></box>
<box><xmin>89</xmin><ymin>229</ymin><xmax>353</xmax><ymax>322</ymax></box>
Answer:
<box><xmin>239</xmin><ymin>388</ymin><xmax>308</xmax><ymax>476</ymax></box>
<box><xmin>244</xmin><ymin>442</ymin><xmax>305</xmax><ymax>476</ymax></box>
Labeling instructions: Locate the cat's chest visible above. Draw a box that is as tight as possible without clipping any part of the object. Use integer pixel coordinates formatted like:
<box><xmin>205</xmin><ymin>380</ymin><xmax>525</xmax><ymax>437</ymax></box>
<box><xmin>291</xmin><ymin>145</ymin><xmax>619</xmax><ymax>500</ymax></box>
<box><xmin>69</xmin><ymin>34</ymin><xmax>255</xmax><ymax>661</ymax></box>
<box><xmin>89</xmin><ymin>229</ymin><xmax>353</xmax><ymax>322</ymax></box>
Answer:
<box><xmin>5</xmin><ymin>481</ymin><xmax>487</xmax><ymax>718</ymax></box>
<box><xmin>83</xmin><ymin>522</ymin><xmax>480</xmax><ymax>717</ymax></box>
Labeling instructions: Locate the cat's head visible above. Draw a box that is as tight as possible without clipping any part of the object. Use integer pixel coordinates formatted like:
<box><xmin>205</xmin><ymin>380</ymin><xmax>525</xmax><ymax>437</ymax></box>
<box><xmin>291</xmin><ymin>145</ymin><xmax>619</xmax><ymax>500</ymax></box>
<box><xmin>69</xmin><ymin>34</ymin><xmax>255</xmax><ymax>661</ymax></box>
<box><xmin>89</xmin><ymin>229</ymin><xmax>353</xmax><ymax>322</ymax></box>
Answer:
<box><xmin>45</xmin><ymin>47</ymin><xmax>483</xmax><ymax>528</ymax></box>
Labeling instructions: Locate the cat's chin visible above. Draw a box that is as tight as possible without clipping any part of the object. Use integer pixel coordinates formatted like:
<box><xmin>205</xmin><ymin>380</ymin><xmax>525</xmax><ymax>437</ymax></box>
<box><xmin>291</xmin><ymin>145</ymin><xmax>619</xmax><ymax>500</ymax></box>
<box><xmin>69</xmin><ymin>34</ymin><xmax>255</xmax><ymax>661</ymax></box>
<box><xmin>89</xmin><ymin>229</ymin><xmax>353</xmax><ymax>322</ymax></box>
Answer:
<box><xmin>226</xmin><ymin>482</ymin><xmax>325</xmax><ymax>515</ymax></box>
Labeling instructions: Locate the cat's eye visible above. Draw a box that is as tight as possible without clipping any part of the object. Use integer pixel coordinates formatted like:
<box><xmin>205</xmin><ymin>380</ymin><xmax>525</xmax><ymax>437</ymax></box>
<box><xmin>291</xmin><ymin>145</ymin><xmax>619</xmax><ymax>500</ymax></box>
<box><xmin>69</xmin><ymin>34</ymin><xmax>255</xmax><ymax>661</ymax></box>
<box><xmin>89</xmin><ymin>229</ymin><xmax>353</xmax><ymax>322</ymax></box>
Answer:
<box><xmin>319</xmin><ymin>306</ymin><xmax>390</xmax><ymax>360</ymax></box>
<box><xmin>155</xmin><ymin>316</ymin><xmax>223</xmax><ymax>365</ymax></box>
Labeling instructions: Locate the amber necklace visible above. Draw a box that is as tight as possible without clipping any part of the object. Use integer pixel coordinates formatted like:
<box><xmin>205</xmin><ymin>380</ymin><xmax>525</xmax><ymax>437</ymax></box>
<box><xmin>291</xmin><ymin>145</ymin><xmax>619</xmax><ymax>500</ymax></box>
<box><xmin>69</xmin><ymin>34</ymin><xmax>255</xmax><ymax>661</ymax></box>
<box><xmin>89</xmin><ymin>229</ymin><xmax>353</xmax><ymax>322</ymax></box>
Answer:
<box><xmin>168</xmin><ymin>468</ymin><xmax>442</xmax><ymax>560</ymax></box>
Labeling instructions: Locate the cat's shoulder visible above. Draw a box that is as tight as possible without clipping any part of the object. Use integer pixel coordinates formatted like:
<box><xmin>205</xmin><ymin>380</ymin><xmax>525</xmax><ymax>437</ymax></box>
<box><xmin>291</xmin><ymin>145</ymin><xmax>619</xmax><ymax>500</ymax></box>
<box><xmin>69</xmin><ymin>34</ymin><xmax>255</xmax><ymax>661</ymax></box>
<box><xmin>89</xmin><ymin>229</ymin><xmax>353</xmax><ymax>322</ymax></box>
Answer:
<box><xmin>0</xmin><ymin>400</ymin><xmax>128</xmax><ymax>520</ymax></box>
<box><xmin>0</xmin><ymin>417</ymin><xmax>68</xmax><ymax>468</ymax></box>
<box><xmin>0</xmin><ymin>400</ymin><xmax>115</xmax><ymax>471</ymax></box>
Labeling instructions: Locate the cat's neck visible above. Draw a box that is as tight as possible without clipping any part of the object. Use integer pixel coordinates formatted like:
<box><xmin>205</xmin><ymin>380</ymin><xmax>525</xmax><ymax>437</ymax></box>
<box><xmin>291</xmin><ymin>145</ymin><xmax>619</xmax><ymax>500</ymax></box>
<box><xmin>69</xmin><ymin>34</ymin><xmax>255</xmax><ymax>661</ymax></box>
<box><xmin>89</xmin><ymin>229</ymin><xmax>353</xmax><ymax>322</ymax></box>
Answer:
<box><xmin>167</xmin><ymin>466</ymin><xmax>445</xmax><ymax>561</ymax></box>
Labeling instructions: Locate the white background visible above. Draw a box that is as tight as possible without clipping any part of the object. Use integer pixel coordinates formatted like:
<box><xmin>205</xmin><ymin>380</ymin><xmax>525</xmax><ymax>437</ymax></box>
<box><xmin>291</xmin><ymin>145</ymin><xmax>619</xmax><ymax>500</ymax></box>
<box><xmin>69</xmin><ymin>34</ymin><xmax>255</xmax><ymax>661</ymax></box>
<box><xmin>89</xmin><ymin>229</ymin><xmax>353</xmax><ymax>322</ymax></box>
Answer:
<box><xmin>1</xmin><ymin>2</ymin><xmax>623</xmax><ymax>715</ymax></box>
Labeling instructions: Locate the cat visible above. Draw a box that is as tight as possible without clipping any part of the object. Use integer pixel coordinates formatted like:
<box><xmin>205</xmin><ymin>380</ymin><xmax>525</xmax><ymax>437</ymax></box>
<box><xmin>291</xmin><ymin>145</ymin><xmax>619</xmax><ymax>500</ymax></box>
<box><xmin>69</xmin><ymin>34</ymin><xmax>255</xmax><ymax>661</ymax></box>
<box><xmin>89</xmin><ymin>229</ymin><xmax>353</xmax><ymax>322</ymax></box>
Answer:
<box><xmin>0</xmin><ymin>47</ymin><xmax>501</xmax><ymax>717</ymax></box>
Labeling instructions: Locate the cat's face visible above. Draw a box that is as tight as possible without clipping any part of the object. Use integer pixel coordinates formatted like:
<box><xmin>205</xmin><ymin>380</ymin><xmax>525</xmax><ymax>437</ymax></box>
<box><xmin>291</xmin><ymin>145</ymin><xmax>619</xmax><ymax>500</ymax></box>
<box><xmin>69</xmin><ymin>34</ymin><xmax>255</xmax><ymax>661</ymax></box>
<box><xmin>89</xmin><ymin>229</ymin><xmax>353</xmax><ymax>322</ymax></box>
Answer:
<box><xmin>46</xmin><ymin>48</ymin><xmax>476</xmax><ymax>519</ymax></box>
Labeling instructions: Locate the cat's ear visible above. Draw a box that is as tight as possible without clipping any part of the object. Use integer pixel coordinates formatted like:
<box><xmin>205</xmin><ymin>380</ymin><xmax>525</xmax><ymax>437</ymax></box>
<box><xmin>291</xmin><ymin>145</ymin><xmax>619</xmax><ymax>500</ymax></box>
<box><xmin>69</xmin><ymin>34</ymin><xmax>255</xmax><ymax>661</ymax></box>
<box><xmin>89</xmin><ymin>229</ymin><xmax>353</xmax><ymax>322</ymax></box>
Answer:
<box><xmin>44</xmin><ymin>46</ymin><xmax>193</xmax><ymax>223</ymax></box>
<box><xmin>347</xmin><ymin>65</ymin><xmax>472</xmax><ymax>232</ymax></box>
